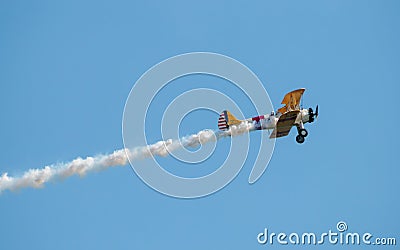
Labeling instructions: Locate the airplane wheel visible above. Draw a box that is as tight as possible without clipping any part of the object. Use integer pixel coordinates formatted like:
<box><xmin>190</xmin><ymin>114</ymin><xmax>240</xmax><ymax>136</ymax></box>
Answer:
<box><xmin>299</xmin><ymin>128</ymin><xmax>308</xmax><ymax>137</ymax></box>
<box><xmin>296</xmin><ymin>135</ymin><xmax>305</xmax><ymax>144</ymax></box>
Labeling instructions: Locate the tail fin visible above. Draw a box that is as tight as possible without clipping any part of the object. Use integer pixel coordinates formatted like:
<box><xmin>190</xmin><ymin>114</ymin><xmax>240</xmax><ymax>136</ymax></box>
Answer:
<box><xmin>218</xmin><ymin>111</ymin><xmax>229</xmax><ymax>131</ymax></box>
<box><xmin>218</xmin><ymin>110</ymin><xmax>242</xmax><ymax>131</ymax></box>
<box><xmin>225</xmin><ymin>110</ymin><xmax>242</xmax><ymax>125</ymax></box>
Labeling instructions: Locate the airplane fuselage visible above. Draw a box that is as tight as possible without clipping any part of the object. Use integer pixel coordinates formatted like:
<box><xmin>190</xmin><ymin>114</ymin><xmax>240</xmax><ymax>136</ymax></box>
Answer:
<box><xmin>245</xmin><ymin>108</ymin><xmax>311</xmax><ymax>132</ymax></box>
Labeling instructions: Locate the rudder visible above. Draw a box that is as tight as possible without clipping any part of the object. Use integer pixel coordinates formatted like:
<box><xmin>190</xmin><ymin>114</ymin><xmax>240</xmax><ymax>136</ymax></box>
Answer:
<box><xmin>218</xmin><ymin>110</ymin><xmax>242</xmax><ymax>131</ymax></box>
<box><xmin>218</xmin><ymin>111</ymin><xmax>229</xmax><ymax>130</ymax></box>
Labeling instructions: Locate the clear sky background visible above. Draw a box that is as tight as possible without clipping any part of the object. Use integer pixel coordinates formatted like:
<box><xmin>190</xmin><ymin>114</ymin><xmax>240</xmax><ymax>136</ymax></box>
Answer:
<box><xmin>0</xmin><ymin>1</ymin><xmax>399</xmax><ymax>249</ymax></box>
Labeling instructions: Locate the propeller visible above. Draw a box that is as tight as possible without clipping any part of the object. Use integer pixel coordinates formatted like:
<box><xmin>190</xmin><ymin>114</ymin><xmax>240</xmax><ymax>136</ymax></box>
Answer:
<box><xmin>308</xmin><ymin>105</ymin><xmax>318</xmax><ymax>123</ymax></box>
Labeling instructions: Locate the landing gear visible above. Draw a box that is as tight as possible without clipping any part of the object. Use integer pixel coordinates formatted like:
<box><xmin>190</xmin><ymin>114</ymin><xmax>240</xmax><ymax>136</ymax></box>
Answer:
<box><xmin>299</xmin><ymin>128</ymin><xmax>308</xmax><ymax>137</ymax></box>
<box><xmin>295</xmin><ymin>123</ymin><xmax>308</xmax><ymax>144</ymax></box>
<box><xmin>296</xmin><ymin>135</ymin><xmax>305</xmax><ymax>144</ymax></box>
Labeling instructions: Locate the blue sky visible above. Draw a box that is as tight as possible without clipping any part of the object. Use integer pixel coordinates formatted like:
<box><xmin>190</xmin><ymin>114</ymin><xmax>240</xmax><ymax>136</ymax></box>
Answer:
<box><xmin>0</xmin><ymin>1</ymin><xmax>399</xmax><ymax>249</ymax></box>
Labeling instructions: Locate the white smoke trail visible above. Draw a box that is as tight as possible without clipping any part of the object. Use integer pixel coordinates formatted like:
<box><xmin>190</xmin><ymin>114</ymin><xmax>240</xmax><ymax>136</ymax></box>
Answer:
<box><xmin>0</xmin><ymin>122</ymin><xmax>254</xmax><ymax>193</ymax></box>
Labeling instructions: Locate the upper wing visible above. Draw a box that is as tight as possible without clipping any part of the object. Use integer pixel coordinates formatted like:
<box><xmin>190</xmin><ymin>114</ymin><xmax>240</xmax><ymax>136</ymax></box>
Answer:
<box><xmin>277</xmin><ymin>88</ymin><xmax>305</xmax><ymax>114</ymax></box>
<box><xmin>270</xmin><ymin>110</ymin><xmax>300</xmax><ymax>138</ymax></box>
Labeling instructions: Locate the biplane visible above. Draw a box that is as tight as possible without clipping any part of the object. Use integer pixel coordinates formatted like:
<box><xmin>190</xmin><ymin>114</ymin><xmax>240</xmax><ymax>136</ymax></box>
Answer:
<box><xmin>218</xmin><ymin>88</ymin><xmax>318</xmax><ymax>144</ymax></box>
